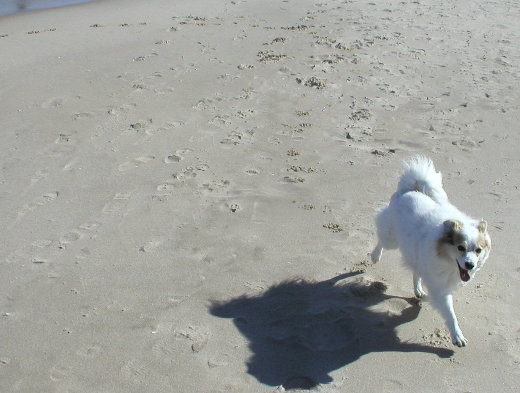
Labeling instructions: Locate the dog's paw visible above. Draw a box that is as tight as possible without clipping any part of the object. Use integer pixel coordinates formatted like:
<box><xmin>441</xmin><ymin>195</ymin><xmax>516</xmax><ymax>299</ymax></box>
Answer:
<box><xmin>370</xmin><ymin>246</ymin><xmax>382</xmax><ymax>263</ymax></box>
<box><xmin>452</xmin><ymin>333</ymin><xmax>468</xmax><ymax>347</ymax></box>
<box><xmin>414</xmin><ymin>287</ymin><xmax>427</xmax><ymax>298</ymax></box>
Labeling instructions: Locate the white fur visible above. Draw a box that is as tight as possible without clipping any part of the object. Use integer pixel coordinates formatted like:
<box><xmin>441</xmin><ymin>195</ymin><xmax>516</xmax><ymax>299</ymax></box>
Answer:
<box><xmin>371</xmin><ymin>156</ymin><xmax>491</xmax><ymax>347</ymax></box>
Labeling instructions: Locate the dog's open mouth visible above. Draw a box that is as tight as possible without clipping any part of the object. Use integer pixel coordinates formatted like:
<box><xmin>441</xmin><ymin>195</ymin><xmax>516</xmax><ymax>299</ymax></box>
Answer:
<box><xmin>457</xmin><ymin>262</ymin><xmax>471</xmax><ymax>282</ymax></box>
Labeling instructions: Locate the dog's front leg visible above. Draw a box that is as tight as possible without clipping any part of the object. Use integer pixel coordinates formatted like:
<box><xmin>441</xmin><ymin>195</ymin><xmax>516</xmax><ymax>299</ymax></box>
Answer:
<box><xmin>413</xmin><ymin>274</ymin><xmax>426</xmax><ymax>298</ymax></box>
<box><xmin>371</xmin><ymin>243</ymin><xmax>383</xmax><ymax>263</ymax></box>
<box><xmin>432</xmin><ymin>293</ymin><xmax>468</xmax><ymax>347</ymax></box>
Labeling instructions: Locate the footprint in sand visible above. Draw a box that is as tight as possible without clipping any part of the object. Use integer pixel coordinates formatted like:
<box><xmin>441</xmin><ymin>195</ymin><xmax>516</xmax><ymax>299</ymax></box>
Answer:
<box><xmin>156</xmin><ymin>183</ymin><xmax>177</xmax><ymax>193</ymax></box>
<box><xmin>59</xmin><ymin>231</ymin><xmax>82</xmax><ymax>245</ymax></box>
<box><xmin>151</xmin><ymin>121</ymin><xmax>185</xmax><ymax>136</ymax></box>
<box><xmin>107</xmin><ymin>103</ymin><xmax>137</xmax><ymax>115</ymax></box>
<box><xmin>244</xmin><ymin>168</ymin><xmax>260</xmax><ymax>175</ymax></box>
<box><xmin>58</xmin><ymin>220</ymin><xmax>101</xmax><ymax>249</ymax></box>
<box><xmin>173</xmin><ymin>167</ymin><xmax>198</xmax><ymax>181</ymax></box>
<box><xmin>220</xmin><ymin>129</ymin><xmax>255</xmax><ymax>146</ymax></box>
<box><xmin>127</xmin><ymin>119</ymin><xmax>153</xmax><ymax>134</ymax></box>
<box><xmin>176</xmin><ymin>148</ymin><xmax>193</xmax><ymax>155</ymax></box>
<box><xmin>118</xmin><ymin>155</ymin><xmax>156</xmax><ymax>172</ymax></box>
<box><xmin>282</xmin><ymin>176</ymin><xmax>305</xmax><ymax>184</ymax></box>
<box><xmin>78</xmin><ymin>220</ymin><xmax>101</xmax><ymax>232</ymax></box>
<box><xmin>451</xmin><ymin>137</ymin><xmax>483</xmax><ymax>151</ymax></box>
<box><xmin>207</xmin><ymin>353</ymin><xmax>230</xmax><ymax>368</ymax></box>
<box><xmin>5</xmin><ymin>239</ymin><xmax>53</xmax><ymax>265</ymax></box>
<box><xmin>209</xmin><ymin>110</ymin><xmax>233</xmax><ymax>126</ymax></box>
<box><xmin>28</xmin><ymin>169</ymin><xmax>49</xmax><ymax>188</ymax></box>
<box><xmin>72</xmin><ymin>112</ymin><xmax>95</xmax><ymax>121</ymax></box>
<box><xmin>49</xmin><ymin>364</ymin><xmax>71</xmax><ymax>381</ymax></box>
<box><xmin>32</xmin><ymin>239</ymin><xmax>53</xmax><ymax>248</ymax></box>
<box><xmin>7</xmin><ymin>215</ymin><xmax>98</xmax><ymax>262</ymax></box>
<box><xmin>31</xmin><ymin>257</ymin><xmax>48</xmax><ymax>265</ymax></box>
<box><xmin>174</xmin><ymin>325</ymin><xmax>210</xmax><ymax>353</ymax></box>
<box><xmin>15</xmin><ymin>191</ymin><xmax>59</xmax><ymax>222</ymax></box>
<box><xmin>54</xmin><ymin>134</ymin><xmax>72</xmax><ymax>145</ymax></box>
<box><xmin>165</xmin><ymin>120</ymin><xmax>185</xmax><ymax>129</ymax></box>
<box><xmin>45</xmin><ymin>132</ymin><xmax>77</xmax><ymax>158</ymax></box>
<box><xmin>120</xmin><ymin>358</ymin><xmax>149</xmax><ymax>383</ymax></box>
<box><xmin>151</xmin><ymin>337</ymin><xmax>183</xmax><ymax>358</ymax></box>
<box><xmin>164</xmin><ymin>147</ymin><xmax>193</xmax><ymax>163</ymax></box>
<box><xmin>139</xmin><ymin>238</ymin><xmax>163</xmax><ymax>253</ymax></box>
<box><xmin>76</xmin><ymin>345</ymin><xmax>102</xmax><ymax>359</ymax></box>
<box><xmin>41</xmin><ymin>97</ymin><xmax>65</xmax><ymax>108</ymax></box>
<box><xmin>200</xmin><ymin>179</ymin><xmax>230</xmax><ymax>194</ymax></box>
<box><xmin>164</xmin><ymin>154</ymin><xmax>182</xmax><ymax>163</ymax></box>
<box><xmin>102</xmin><ymin>192</ymin><xmax>131</xmax><ymax>214</ymax></box>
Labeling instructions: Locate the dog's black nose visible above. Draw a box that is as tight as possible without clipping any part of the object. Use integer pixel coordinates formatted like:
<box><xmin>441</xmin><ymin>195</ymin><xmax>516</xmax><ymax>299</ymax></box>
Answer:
<box><xmin>465</xmin><ymin>262</ymin><xmax>475</xmax><ymax>270</ymax></box>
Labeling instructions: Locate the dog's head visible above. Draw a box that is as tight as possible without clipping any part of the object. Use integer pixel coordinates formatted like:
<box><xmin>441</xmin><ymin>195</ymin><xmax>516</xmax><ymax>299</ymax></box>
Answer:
<box><xmin>437</xmin><ymin>219</ymin><xmax>491</xmax><ymax>282</ymax></box>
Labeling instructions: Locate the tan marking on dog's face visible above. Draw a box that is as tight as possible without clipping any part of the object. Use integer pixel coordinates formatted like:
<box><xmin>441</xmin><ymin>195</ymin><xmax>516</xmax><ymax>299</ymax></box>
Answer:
<box><xmin>442</xmin><ymin>219</ymin><xmax>465</xmax><ymax>244</ymax></box>
<box><xmin>437</xmin><ymin>219</ymin><xmax>465</xmax><ymax>256</ymax></box>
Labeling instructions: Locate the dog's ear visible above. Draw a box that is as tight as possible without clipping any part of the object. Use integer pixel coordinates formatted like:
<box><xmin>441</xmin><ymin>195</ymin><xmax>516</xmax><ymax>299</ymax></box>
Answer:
<box><xmin>477</xmin><ymin>220</ymin><xmax>488</xmax><ymax>233</ymax></box>
<box><xmin>443</xmin><ymin>219</ymin><xmax>462</xmax><ymax>233</ymax></box>
<box><xmin>441</xmin><ymin>220</ymin><xmax>463</xmax><ymax>246</ymax></box>
<box><xmin>438</xmin><ymin>220</ymin><xmax>463</xmax><ymax>253</ymax></box>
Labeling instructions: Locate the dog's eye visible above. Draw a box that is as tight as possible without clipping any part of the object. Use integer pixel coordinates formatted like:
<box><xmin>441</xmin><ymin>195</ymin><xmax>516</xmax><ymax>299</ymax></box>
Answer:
<box><xmin>457</xmin><ymin>245</ymin><xmax>466</xmax><ymax>252</ymax></box>
<box><xmin>475</xmin><ymin>248</ymin><xmax>482</xmax><ymax>254</ymax></box>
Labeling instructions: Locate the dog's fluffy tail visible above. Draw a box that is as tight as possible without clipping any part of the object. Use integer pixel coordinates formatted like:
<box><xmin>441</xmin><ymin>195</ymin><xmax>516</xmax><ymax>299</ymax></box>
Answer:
<box><xmin>396</xmin><ymin>156</ymin><xmax>448</xmax><ymax>203</ymax></box>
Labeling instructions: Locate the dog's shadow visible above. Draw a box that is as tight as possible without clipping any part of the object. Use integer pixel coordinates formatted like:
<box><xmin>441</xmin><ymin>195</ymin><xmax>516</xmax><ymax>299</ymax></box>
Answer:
<box><xmin>209</xmin><ymin>272</ymin><xmax>454</xmax><ymax>389</ymax></box>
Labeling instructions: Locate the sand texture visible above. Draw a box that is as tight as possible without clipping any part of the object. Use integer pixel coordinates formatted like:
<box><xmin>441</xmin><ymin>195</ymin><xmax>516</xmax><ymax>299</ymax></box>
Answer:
<box><xmin>1</xmin><ymin>0</ymin><xmax>519</xmax><ymax>391</ymax></box>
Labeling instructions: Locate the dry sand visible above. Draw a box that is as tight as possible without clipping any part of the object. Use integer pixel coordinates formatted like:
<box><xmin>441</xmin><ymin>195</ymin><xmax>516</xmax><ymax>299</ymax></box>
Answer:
<box><xmin>1</xmin><ymin>0</ymin><xmax>519</xmax><ymax>391</ymax></box>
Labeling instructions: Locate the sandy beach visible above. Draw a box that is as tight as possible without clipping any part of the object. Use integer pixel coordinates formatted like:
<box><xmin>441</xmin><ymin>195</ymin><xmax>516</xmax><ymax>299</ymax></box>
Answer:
<box><xmin>1</xmin><ymin>0</ymin><xmax>519</xmax><ymax>391</ymax></box>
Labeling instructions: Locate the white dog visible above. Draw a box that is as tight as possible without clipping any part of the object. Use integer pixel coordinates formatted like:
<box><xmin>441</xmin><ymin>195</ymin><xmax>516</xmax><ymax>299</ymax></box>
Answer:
<box><xmin>371</xmin><ymin>156</ymin><xmax>491</xmax><ymax>346</ymax></box>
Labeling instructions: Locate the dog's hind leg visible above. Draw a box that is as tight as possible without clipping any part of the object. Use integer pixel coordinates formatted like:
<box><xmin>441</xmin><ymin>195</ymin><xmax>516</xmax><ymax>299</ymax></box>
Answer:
<box><xmin>413</xmin><ymin>274</ymin><xmax>426</xmax><ymax>298</ymax></box>
<box><xmin>371</xmin><ymin>243</ymin><xmax>383</xmax><ymax>263</ymax></box>
<box><xmin>372</xmin><ymin>206</ymin><xmax>397</xmax><ymax>263</ymax></box>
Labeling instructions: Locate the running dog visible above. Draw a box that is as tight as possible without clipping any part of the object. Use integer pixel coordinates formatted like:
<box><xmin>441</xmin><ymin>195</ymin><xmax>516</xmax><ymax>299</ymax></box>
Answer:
<box><xmin>371</xmin><ymin>156</ymin><xmax>491</xmax><ymax>346</ymax></box>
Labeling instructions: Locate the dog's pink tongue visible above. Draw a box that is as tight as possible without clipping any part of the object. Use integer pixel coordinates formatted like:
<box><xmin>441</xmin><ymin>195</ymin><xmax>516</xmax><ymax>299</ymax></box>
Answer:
<box><xmin>459</xmin><ymin>267</ymin><xmax>470</xmax><ymax>282</ymax></box>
